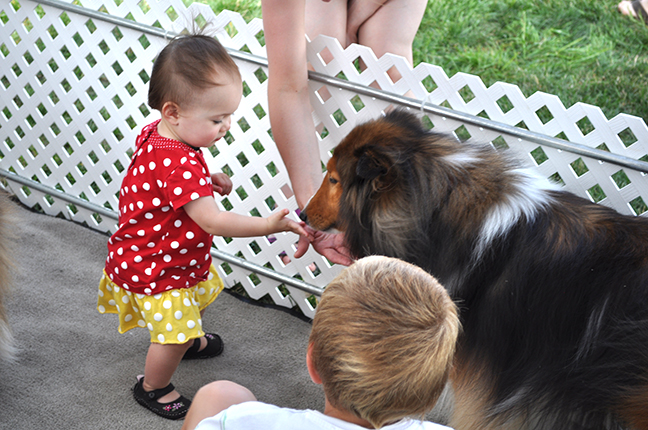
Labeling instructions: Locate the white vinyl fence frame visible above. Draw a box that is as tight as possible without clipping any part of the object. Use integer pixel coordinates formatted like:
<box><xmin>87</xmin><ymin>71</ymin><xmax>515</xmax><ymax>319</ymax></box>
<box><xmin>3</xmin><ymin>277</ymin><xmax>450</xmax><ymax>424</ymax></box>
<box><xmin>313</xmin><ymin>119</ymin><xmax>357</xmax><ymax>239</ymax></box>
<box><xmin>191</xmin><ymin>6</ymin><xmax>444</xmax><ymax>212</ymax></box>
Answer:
<box><xmin>2</xmin><ymin>0</ymin><xmax>648</xmax><ymax>319</ymax></box>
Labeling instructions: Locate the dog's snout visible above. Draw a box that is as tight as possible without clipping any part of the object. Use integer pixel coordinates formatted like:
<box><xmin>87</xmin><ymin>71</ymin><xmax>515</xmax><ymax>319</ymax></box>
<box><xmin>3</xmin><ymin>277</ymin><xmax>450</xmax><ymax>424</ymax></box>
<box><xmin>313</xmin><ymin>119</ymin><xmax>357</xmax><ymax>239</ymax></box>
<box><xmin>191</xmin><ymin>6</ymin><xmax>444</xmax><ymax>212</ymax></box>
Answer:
<box><xmin>298</xmin><ymin>210</ymin><xmax>308</xmax><ymax>223</ymax></box>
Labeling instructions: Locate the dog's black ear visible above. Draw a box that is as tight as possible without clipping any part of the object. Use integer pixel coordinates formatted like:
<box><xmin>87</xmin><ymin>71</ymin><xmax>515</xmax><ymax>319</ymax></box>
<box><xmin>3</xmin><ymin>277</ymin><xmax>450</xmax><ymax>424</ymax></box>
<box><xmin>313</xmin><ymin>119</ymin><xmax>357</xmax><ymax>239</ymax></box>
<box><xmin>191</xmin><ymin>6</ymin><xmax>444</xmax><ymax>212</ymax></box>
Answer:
<box><xmin>355</xmin><ymin>146</ymin><xmax>390</xmax><ymax>180</ymax></box>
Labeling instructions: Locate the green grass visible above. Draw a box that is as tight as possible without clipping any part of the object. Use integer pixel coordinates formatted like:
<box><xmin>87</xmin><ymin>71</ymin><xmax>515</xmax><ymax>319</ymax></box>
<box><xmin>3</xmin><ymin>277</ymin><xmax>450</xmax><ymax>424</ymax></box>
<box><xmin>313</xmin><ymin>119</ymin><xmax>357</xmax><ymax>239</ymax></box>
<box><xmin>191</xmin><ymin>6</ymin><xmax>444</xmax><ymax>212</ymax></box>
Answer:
<box><xmin>200</xmin><ymin>0</ymin><xmax>648</xmax><ymax>121</ymax></box>
<box><xmin>200</xmin><ymin>0</ymin><xmax>261</xmax><ymax>22</ymax></box>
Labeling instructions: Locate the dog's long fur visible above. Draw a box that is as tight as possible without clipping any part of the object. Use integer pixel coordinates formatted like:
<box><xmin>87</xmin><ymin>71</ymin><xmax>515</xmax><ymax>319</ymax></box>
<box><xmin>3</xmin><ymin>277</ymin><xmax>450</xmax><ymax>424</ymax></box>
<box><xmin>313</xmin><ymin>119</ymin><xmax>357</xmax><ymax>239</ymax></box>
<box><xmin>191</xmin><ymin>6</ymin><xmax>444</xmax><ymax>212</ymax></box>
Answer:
<box><xmin>301</xmin><ymin>110</ymin><xmax>648</xmax><ymax>430</ymax></box>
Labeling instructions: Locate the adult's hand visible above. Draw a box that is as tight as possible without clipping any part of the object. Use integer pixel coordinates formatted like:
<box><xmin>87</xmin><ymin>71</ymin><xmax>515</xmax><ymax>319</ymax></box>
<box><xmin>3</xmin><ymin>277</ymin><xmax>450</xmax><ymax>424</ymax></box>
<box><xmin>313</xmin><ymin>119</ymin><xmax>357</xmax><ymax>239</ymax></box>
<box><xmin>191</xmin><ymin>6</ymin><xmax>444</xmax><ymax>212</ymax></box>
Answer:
<box><xmin>294</xmin><ymin>224</ymin><xmax>354</xmax><ymax>266</ymax></box>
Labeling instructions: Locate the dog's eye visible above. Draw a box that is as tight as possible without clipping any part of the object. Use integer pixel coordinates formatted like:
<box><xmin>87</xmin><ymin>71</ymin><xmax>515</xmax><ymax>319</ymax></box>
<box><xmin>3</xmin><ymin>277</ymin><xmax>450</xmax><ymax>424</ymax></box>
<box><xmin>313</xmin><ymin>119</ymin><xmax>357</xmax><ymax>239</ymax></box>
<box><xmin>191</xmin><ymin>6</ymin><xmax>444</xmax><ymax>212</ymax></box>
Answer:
<box><xmin>329</xmin><ymin>176</ymin><xmax>339</xmax><ymax>185</ymax></box>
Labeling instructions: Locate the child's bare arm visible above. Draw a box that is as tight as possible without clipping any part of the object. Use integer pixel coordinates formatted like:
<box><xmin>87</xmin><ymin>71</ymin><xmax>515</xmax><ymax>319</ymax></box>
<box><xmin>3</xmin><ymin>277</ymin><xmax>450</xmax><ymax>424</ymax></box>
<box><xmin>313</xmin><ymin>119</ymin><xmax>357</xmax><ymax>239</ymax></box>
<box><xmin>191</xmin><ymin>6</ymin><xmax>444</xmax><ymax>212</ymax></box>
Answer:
<box><xmin>183</xmin><ymin>196</ymin><xmax>308</xmax><ymax>238</ymax></box>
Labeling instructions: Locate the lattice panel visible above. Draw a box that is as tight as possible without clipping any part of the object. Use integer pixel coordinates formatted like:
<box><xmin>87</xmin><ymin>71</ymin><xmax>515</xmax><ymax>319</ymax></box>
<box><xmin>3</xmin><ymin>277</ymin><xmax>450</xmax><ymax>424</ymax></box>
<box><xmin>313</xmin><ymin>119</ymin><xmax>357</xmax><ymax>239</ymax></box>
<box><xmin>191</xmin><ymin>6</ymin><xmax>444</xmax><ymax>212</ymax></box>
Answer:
<box><xmin>0</xmin><ymin>1</ymin><xmax>166</xmax><ymax>222</ymax></box>
<box><xmin>2</xmin><ymin>0</ymin><xmax>648</xmax><ymax>319</ymax></box>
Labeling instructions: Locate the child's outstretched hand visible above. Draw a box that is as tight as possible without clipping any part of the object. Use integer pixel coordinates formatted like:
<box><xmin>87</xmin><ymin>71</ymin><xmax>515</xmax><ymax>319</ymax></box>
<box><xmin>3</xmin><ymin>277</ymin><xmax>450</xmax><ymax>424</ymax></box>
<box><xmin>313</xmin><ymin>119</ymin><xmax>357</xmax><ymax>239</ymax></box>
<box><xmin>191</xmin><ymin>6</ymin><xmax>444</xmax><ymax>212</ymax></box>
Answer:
<box><xmin>267</xmin><ymin>208</ymin><xmax>310</xmax><ymax>238</ymax></box>
<box><xmin>212</xmin><ymin>172</ymin><xmax>232</xmax><ymax>196</ymax></box>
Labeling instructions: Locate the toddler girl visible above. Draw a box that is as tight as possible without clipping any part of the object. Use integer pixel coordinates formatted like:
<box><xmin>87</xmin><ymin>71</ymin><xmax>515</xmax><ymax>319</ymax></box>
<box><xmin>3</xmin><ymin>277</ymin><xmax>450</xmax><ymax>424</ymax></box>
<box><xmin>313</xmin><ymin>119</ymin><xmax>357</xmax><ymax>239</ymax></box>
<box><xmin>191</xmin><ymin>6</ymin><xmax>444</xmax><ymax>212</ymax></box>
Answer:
<box><xmin>97</xmin><ymin>33</ymin><xmax>307</xmax><ymax>420</ymax></box>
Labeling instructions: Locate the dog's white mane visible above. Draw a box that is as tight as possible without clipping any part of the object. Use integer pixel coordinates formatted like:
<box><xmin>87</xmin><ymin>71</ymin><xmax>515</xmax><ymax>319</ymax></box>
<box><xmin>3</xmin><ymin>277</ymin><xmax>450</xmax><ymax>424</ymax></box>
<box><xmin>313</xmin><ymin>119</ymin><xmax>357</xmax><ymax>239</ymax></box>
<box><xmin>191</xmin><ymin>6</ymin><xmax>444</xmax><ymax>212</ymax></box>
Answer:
<box><xmin>442</xmin><ymin>145</ymin><xmax>559</xmax><ymax>264</ymax></box>
<box><xmin>474</xmin><ymin>168</ymin><xmax>559</xmax><ymax>263</ymax></box>
<box><xmin>441</xmin><ymin>151</ymin><xmax>482</xmax><ymax>166</ymax></box>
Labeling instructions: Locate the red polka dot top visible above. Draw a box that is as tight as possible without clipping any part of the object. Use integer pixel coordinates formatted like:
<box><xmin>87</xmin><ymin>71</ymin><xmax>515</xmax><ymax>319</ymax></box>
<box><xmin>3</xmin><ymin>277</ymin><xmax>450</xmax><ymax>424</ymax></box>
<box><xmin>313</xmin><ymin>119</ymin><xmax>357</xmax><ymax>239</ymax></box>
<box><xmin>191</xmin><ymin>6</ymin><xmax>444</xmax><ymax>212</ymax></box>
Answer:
<box><xmin>105</xmin><ymin>120</ymin><xmax>214</xmax><ymax>295</ymax></box>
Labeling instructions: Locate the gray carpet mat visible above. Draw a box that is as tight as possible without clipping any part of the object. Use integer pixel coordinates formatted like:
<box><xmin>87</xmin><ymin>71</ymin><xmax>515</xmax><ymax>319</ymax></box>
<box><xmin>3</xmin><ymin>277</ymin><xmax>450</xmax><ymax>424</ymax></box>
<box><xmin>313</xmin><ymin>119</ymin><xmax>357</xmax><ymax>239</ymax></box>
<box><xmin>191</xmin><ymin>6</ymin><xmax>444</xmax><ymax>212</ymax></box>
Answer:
<box><xmin>0</xmin><ymin>201</ymin><xmax>321</xmax><ymax>429</ymax></box>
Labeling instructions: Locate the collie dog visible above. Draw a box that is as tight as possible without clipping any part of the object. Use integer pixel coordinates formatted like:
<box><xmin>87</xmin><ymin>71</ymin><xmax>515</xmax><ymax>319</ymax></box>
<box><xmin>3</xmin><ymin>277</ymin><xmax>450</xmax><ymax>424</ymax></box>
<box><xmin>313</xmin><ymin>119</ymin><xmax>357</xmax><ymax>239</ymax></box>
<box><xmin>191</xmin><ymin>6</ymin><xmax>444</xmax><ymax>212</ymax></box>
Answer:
<box><xmin>301</xmin><ymin>110</ymin><xmax>648</xmax><ymax>430</ymax></box>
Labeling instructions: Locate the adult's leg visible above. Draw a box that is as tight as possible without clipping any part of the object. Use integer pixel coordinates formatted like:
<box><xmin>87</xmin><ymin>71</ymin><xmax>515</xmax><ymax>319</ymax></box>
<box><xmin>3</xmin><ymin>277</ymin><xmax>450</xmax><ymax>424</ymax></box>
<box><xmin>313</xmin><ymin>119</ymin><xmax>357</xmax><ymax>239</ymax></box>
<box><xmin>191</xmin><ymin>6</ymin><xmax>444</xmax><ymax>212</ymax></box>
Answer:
<box><xmin>355</xmin><ymin>0</ymin><xmax>427</xmax><ymax>64</ymax></box>
<box><xmin>305</xmin><ymin>0</ymin><xmax>347</xmax><ymax>44</ymax></box>
<box><xmin>181</xmin><ymin>381</ymin><xmax>257</xmax><ymax>430</ymax></box>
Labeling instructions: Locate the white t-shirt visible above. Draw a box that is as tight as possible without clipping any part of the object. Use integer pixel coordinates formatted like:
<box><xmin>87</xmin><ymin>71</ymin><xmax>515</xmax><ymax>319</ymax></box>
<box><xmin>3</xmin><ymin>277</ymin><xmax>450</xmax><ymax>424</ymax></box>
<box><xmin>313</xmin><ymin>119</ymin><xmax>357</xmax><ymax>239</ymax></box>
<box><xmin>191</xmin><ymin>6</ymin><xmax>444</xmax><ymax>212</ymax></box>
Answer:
<box><xmin>194</xmin><ymin>401</ymin><xmax>453</xmax><ymax>430</ymax></box>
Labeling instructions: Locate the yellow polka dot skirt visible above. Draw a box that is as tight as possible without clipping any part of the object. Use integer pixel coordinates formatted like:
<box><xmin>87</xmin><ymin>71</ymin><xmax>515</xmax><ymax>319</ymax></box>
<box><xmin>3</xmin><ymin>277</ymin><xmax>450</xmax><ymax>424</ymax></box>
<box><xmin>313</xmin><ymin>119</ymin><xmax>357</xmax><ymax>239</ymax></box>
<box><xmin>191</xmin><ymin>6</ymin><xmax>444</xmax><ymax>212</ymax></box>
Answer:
<box><xmin>97</xmin><ymin>264</ymin><xmax>224</xmax><ymax>344</ymax></box>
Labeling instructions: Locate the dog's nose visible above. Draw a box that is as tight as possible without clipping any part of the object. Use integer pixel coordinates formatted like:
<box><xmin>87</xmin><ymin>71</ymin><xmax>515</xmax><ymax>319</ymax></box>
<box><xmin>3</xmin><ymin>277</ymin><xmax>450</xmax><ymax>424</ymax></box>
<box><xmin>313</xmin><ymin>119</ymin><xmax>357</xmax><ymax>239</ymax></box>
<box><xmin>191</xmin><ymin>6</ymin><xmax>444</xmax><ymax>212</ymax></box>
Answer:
<box><xmin>298</xmin><ymin>210</ymin><xmax>308</xmax><ymax>223</ymax></box>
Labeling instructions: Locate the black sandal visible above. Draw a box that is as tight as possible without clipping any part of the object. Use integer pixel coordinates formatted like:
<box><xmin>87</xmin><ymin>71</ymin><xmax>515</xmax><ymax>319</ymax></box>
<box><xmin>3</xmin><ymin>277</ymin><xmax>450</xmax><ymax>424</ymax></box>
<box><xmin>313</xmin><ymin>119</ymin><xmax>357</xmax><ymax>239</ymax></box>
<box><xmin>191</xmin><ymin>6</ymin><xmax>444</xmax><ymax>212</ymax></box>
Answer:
<box><xmin>132</xmin><ymin>377</ymin><xmax>190</xmax><ymax>420</ymax></box>
<box><xmin>182</xmin><ymin>333</ymin><xmax>224</xmax><ymax>360</ymax></box>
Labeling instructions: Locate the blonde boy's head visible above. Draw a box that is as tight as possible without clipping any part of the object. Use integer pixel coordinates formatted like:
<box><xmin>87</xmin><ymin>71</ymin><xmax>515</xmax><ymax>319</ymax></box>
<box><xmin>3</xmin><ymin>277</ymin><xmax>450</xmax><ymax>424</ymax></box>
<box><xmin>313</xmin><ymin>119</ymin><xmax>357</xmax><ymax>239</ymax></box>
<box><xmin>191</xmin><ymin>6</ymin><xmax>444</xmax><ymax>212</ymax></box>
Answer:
<box><xmin>309</xmin><ymin>256</ymin><xmax>460</xmax><ymax>428</ymax></box>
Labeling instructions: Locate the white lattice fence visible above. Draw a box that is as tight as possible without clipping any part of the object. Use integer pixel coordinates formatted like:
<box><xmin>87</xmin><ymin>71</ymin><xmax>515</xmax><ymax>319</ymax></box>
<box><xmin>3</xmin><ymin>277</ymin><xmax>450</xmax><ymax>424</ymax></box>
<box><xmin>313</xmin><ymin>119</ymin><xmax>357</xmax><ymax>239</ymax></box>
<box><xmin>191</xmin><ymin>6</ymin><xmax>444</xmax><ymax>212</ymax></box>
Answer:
<box><xmin>2</xmin><ymin>0</ymin><xmax>648</xmax><ymax>319</ymax></box>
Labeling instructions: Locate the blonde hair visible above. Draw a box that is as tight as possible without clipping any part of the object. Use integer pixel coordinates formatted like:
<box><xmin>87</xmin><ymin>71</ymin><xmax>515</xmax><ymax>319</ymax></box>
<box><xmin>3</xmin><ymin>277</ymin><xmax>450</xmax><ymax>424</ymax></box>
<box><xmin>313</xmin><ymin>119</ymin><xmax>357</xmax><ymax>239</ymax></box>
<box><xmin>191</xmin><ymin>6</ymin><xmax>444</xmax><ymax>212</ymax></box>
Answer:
<box><xmin>309</xmin><ymin>256</ymin><xmax>460</xmax><ymax>428</ymax></box>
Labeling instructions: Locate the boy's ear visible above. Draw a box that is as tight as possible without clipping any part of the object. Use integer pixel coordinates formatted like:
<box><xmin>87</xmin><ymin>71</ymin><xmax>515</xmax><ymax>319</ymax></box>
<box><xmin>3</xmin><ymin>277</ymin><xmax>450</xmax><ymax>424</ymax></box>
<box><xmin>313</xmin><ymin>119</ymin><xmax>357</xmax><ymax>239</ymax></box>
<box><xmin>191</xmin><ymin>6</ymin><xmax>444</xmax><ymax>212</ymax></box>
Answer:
<box><xmin>306</xmin><ymin>343</ymin><xmax>322</xmax><ymax>385</ymax></box>
<box><xmin>161</xmin><ymin>101</ymin><xmax>180</xmax><ymax>125</ymax></box>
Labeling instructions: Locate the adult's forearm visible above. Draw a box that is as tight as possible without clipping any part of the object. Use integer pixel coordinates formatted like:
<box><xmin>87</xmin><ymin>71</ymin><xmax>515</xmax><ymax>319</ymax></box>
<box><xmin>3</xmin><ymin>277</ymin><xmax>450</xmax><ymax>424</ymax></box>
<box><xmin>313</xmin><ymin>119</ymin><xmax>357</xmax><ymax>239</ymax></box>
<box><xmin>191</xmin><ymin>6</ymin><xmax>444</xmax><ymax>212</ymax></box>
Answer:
<box><xmin>262</xmin><ymin>0</ymin><xmax>323</xmax><ymax>209</ymax></box>
<box><xmin>267</xmin><ymin>83</ymin><xmax>322</xmax><ymax>209</ymax></box>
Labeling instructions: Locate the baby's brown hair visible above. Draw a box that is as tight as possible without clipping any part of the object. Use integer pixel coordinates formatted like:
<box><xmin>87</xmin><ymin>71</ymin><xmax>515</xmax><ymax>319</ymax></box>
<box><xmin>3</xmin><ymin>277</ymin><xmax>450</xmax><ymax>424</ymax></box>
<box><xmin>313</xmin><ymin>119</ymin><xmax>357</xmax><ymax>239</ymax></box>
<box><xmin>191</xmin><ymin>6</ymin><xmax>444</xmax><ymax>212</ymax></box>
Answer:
<box><xmin>309</xmin><ymin>256</ymin><xmax>459</xmax><ymax>428</ymax></box>
<box><xmin>148</xmin><ymin>34</ymin><xmax>240</xmax><ymax>111</ymax></box>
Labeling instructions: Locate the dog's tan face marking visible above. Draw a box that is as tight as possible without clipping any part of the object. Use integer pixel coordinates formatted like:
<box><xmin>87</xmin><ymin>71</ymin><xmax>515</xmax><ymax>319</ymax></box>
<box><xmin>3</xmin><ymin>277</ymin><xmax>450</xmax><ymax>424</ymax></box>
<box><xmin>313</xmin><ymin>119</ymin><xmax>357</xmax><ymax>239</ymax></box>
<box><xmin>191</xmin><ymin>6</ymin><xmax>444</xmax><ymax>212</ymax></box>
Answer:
<box><xmin>303</xmin><ymin>117</ymin><xmax>401</xmax><ymax>232</ymax></box>
<box><xmin>304</xmin><ymin>157</ymin><xmax>343</xmax><ymax>231</ymax></box>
